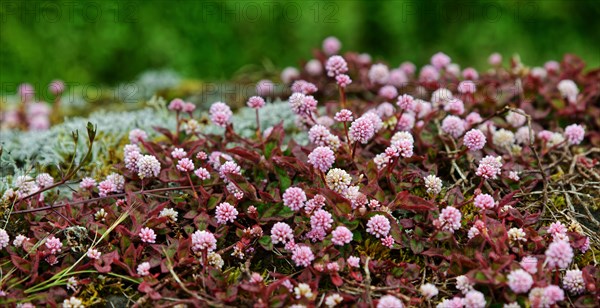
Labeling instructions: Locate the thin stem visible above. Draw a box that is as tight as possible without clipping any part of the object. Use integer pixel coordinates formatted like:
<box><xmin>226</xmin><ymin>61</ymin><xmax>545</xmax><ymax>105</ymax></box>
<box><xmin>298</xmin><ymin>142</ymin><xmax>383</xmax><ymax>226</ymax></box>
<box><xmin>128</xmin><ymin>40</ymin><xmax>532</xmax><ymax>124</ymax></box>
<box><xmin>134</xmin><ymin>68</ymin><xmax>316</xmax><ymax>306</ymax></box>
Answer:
<box><xmin>339</xmin><ymin>86</ymin><xmax>346</xmax><ymax>109</ymax></box>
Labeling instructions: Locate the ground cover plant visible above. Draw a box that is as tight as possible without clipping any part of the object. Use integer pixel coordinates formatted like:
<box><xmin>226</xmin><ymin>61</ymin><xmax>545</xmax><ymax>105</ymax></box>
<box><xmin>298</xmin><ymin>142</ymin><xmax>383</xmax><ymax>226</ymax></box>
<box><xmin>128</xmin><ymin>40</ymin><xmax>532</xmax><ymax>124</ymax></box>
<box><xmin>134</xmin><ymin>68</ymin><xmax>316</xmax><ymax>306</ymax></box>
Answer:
<box><xmin>1</xmin><ymin>38</ymin><xmax>600</xmax><ymax>307</ymax></box>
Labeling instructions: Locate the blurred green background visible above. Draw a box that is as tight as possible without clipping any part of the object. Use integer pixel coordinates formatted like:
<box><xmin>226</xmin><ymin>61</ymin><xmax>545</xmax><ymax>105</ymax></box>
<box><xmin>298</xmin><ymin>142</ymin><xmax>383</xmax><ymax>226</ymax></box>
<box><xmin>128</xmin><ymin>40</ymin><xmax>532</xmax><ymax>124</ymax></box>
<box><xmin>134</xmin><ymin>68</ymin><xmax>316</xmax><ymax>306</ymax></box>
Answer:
<box><xmin>1</xmin><ymin>0</ymin><xmax>599</xmax><ymax>89</ymax></box>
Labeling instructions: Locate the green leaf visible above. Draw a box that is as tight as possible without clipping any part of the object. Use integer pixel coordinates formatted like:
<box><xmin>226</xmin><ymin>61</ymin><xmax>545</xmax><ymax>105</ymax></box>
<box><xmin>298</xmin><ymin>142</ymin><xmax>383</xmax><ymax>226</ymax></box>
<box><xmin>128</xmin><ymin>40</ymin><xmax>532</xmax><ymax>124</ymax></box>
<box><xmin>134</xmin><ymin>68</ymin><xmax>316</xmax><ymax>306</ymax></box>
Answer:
<box><xmin>274</xmin><ymin>166</ymin><xmax>291</xmax><ymax>191</ymax></box>
<box><xmin>258</xmin><ymin>236</ymin><xmax>273</xmax><ymax>251</ymax></box>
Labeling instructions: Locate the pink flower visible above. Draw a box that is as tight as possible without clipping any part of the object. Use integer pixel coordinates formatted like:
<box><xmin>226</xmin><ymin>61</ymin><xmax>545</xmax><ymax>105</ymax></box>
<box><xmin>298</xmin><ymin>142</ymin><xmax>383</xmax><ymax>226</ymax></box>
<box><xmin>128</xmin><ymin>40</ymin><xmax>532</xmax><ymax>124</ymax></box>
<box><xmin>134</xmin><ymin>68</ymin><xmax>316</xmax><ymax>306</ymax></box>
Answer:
<box><xmin>196</xmin><ymin>151</ymin><xmax>208</xmax><ymax>160</ymax></box>
<box><xmin>392</xmin><ymin>139</ymin><xmax>414</xmax><ymax>158</ymax></box>
<box><xmin>458</xmin><ymin>80</ymin><xmax>477</xmax><ymax>94</ymax></box>
<box><xmin>219</xmin><ymin>161</ymin><xmax>241</xmax><ymax>182</ymax></box>
<box><xmin>292</xmin><ymin>246</ymin><xmax>314</xmax><ymax>267</ymax></box>
<box><xmin>545</xmin><ymin>240</ymin><xmax>573</xmax><ymax>269</ymax></box>
<box><xmin>580</xmin><ymin>237</ymin><xmax>590</xmax><ymax>253</ymax></box>
<box><xmin>462</xmin><ymin>67</ymin><xmax>479</xmax><ymax>80</ymax></box>
<box><xmin>564</xmin><ymin>124</ymin><xmax>585</xmax><ymax>145</ymax></box>
<box><xmin>336</xmin><ymin>74</ymin><xmax>352</xmax><ymax>88</ymax></box>
<box><xmin>520</xmin><ymin>256</ymin><xmax>538</xmax><ymax>274</ymax></box>
<box><xmin>139</xmin><ymin>227</ymin><xmax>156</xmax><ymax>243</ymax></box>
<box><xmin>349</xmin><ymin>117</ymin><xmax>375</xmax><ymax>144</ymax></box>
<box><xmin>289</xmin><ymin>93</ymin><xmax>318</xmax><ymax>116</ymax></box>
<box><xmin>137</xmin><ymin>155</ymin><xmax>161</xmax><ymax>179</ymax></box>
<box><xmin>507</xmin><ymin>269</ymin><xmax>533</xmax><ymax>293</ymax></box>
<box><xmin>291</xmin><ymin>80</ymin><xmax>318</xmax><ymax>94</ymax></box>
<box><xmin>474</xmin><ymin>193</ymin><xmax>495</xmax><ymax>210</ymax></box>
<box><xmin>396</xmin><ymin>94</ymin><xmax>415</xmax><ymax>111</ymax></box>
<box><xmin>547</xmin><ymin>221</ymin><xmax>567</xmax><ymax>241</ymax></box>
<box><xmin>137</xmin><ymin>262</ymin><xmax>151</xmax><ymax>276</ymax></box>
<box><xmin>168</xmin><ymin>98</ymin><xmax>185</xmax><ymax>111</ymax></box>
<box><xmin>18</xmin><ymin>83</ymin><xmax>35</xmax><ymax>102</ymax></box>
<box><xmin>401</xmin><ymin>61</ymin><xmax>416</xmax><ymax>75</ymax></box>
<box><xmin>442</xmin><ymin>115</ymin><xmax>466</xmax><ymax>138</ymax></box>
<box><xmin>282</xmin><ymin>187</ymin><xmax>306</xmax><ymax>211</ymax></box>
<box><xmin>322</xmin><ymin>36</ymin><xmax>341</xmax><ymax>55</ymax></box>
<box><xmin>347</xmin><ymin>256</ymin><xmax>360</xmax><ymax>268</ymax></box>
<box><xmin>215</xmin><ymin>202</ymin><xmax>238</xmax><ymax>224</ymax></box>
<box><xmin>35</xmin><ymin>173</ymin><xmax>53</xmax><ymax>188</ymax></box>
<box><xmin>194</xmin><ymin>167</ymin><xmax>211</xmax><ymax>180</ymax></box>
<box><xmin>464</xmin><ymin>129</ymin><xmax>486</xmax><ymax>151</ymax></box>
<box><xmin>545</xmin><ymin>60</ymin><xmax>560</xmax><ymax>73</ymax></box>
<box><xmin>465</xmin><ymin>112</ymin><xmax>482</xmax><ymax>127</ymax></box>
<box><xmin>243</xmin><ymin>96</ymin><xmax>265</xmax><ymax>110</ymax></box>
<box><xmin>378</xmin><ymin>85</ymin><xmax>397</xmax><ymax>99</ymax></box>
<box><xmin>182</xmin><ymin>102</ymin><xmax>196</xmax><ymax>113</ymax></box>
<box><xmin>271</xmin><ymin>222</ymin><xmax>294</xmax><ymax>245</ymax></box>
<box><xmin>98</xmin><ymin>180</ymin><xmax>117</xmax><ymax>197</ymax></box>
<box><xmin>305</xmin><ymin>59</ymin><xmax>323</xmax><ymax>76</ymax></box>
<box><xmin>476</xmin><ymin>155</ymin><xmax>503</xmax><ymax>180</ymax></box>
<box><xmin>396</xmin><ymin>113</ymin><xmax>415</xmax><ymax>131</ymax></box>
<box><xmin>45</xmin><ymin>236</ymin><xmax>62</xmax><ymax>254</ymax></box>
<box><xmin>191</xmin><ymin>230</ymin><xmax>217</xmax><ymax>252</ymax></box>
<box><xmin>557</xmin><ymin>80</ymin><xmax>579</xmax><ymax>104</ymax></box>
<box><xmin>368</xmin><ymin>64</ymin><xmax>390</xmax><ymax>84</ymax></box>
<box><xmin>281</xmin><ymin>67</ymin><xmax>300</xmax><ymax>84</ymax></box>
<box><xmin>544</xmin><ymin>285</ymin><xmax>565</xmax><ymax>304</ymax></box>
<box><xmin>87</xmin><ymin>248</ymin><xmax>101</xmax><ymax>260</ymax></box>
<box><xmin>334</xmin><ymin>109</ymin><xmax>353</xmax><ymax>122</ymax></box>
<box><xmin>129</xmin><ymin>129</ymin><xmax>147</xmax><ymax>144</ymax></box>
<box><xmin>377</xmin><ymin>295</ymin><xmax>403</xmax><ymax>308</ymax></box>
<box><xmin>444</xmin><ymin>98</ymin><xmax>465</xmax><ymax>115</ymax></box>
<box><xmin>331</xmin><ymin>226</ymin><xmax>353</xmax><ymax>245</ymax></box>
<box><xmin>79</xmin><ymin>178</ymin><xmax>96</xmax><ymax>190</ymax></box>
<box><xmin>431</xmin><ymin>52</ymin><xmax>451</xmax><ymax>69</ymax></box>
<box><xmin>256</xmin><ymin>79</ymin><xmax>274</xmax><ymax>96</ymax></box>
<box><xmin>389</xmin><ymin>69</ymin><xmax>408</xmax><ymax>87</ymax></box>
<box><xmin>381</xmin><ymin>235</ymin><xmax>394</xmax><ymax>248</ymax></box>
<box><xmin>437</xmin><ymin>298</ymin><xmax>464</xmax><ymax>308</ymax></box>
<box><xmin>366</xmin><ymin>215</ymin><xmax>391</xmax><ymax>238</ymax></box>
<box><xmin>308</xmin><ymin>146</ymin><xmax>335</xmax><ymax>172</ymax></box>
<box><xmin>171</xmin><ymin>148</ymin><xmax>187</xmax><ymax>159</ymax></box>
<box><xmin>0</xmin><ymin>229</ymin><xmax>9</xmax><ymax>249</ymax></box>
<box><xmin>176</xmin><ymin>158</ymin><xmax>195</xmax><ymax>172</ymax></box>
<box><xmin>325</xmin><ymin>55</ymin><xmax>348</xmax><ymax>77</ymax></box>
<box><xmin>48</xmin><ymin>80</ymin><xmax>65</xmax><ymax>95</ymax></box>
<box><xmin>563</xmin><ymin>269</ymin><xmax>585</xmax><ymax>295</ymax></box>
<box><xmin>488</xmin><ymin>53</ymin><xmax>502</xmax><ymax>66</ymax></box>
<box><xmin>463</xmin><ymin>290</ymin><xmax>486</xmax><ymax>308</ymax></box>
<box><xmin>436</xmin><ymin>206</ymin><xmax>462</xmax><ymax>233</ymax></box>
<box><xmin>310</xmin><ymin>209</ymin><xmax>333</xmax><ymax>232</ymax></box>
<box><xmin>209</xmin><ymin>102</ymin><xmax>233</xmax><ymax>127</ymax></box>
<box><xmin>326</xmin><ymin>262</ymin><xmax>340</xmax><ymax>272</ymax></box>
<box><xmin>506</xmin><ymin>109</ymin><xmax>527</xmax><ymax>128</ymax></box>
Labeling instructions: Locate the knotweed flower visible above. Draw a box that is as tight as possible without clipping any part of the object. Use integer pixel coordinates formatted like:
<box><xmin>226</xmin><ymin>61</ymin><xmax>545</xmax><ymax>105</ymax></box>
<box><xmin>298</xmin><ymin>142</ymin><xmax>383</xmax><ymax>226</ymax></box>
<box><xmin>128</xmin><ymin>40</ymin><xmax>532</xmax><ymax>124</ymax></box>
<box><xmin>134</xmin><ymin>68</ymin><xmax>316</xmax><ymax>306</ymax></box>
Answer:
<box><xmin>377</xmin><ymin>295</ymin><xmax>403</xmax><ymax>308</ymax></box>
<box><xmin>215</xmin><ymin>202</ymin><xmax>238</xmax><ymax>224</ymax></box>
<box><xmin>545</xmin><ymin>60</ymin><xmax>560</xmax><ymax>72</ymax></box>
<box><xmin>294</xmin><ymin>282</ymin><xmax>314</xmax><ymax>299</ymax></box>
<box><xmin>159</xmin><ymin>208</ymin><xmax>178</xmax><ymax>222</ymax></box>
<box><xmin>557</xmin><ymin>80</ymin><xmax>579</xmax><ymax>104</ymax></box>
<box><xmin>462</xmin><ymin>67</ymin><xmax>479</xmax><ymax>80</ymax></box>
<box><xmin>431</xmin><ymin>88</ymin><xmax>453</xmax><ymax>107</ymax></box>
<box><xmin>336</xmin><ymin>74</ymin><xmax>352</xmax><ymax>88</ymax></box>
<box><xmin>376</xmin><ymin>102</ymin><xmax>396</xmax><ymax>118</ymax></box>
<box><xmin>474</xmin><ymin>193</ymin><xmax>495</xmax><ymax>210</ymax></box>
<box><xmin>322</xmin><ymin>36</ymin><xmax>341</xmax><ymax>55</ymax></box>
<box><xmin>563</xmin><ymin>269</ymin><xmax>585</xmax><ymax>295</ymax></box>
<box><xmin>444</xmin><ymin>98</ymin><xmax>465</xmax><ymax>115</ymax></box>
<box><xmin>545</xmin><ymin>240</ymin><xmax>573</xmax><ymax>269</ymax></box>
<box><xmin>191</xmin><ymin>230</ymin><xmax>217</xmax><ymax>253</ymax></box>
<box><xmin>194</xmin><ymin>167</ymin><xmax>211</xmax><ymax>180</ymax></box>
<box><xmin>544</xmin><ymin>285</ymin><xmax>565</xmax><ymax>304</ymax></box>
<box><xmin>464</xmin><ymin>290</ymin><xmax>486</xmax><ymax>308</ymax></box>
<box><xmin>331</xmin><ymin>226</ymin><xmax>353</xmax><ymax>246</ymax></box>
<box><xmin>209</xmin><ymin>102</ymin><xmax>233</xmax><ymax>127</ymax></box>
<box><xmin>326</xmin><ymin>168</ymin><xmax>351</xmax><ymax>193</ymax></box>
<box><xmin>507</xmin><ymin>269</ymin><xmax>533</xmax><ymax>293</ymax></box>
<box><xmin>283</xmin><ymin>187</ymin><xmax>306</xmax><ymax>211</ymax></box>
<box><xmin>128</xmin><ymin>129</ymin><xmax>147</xmax><ymax>145</ymax></box>
<box><xmin>436</xmin><ymin>298</ymin><xmax>464</xmax><ymax>308</ymax></box>
<box><xmin>281</xmin><ymin>67</ymin><xmax>300</xmax><ymax>84</ymax></box>
<box><xmin>564</xmin><ymin>124</ymin><xmax>585</xmax><ymax>145</ymax></box>
<box><xmin>13</xmin><ymin>234</ymin><xmax>28</xmax><ymax>247</ymax></box>
<box><xmin>347</xmin><ymin>256</ymin><xmax>360</xmax><ymax>268</ymax></box>
<box><xmin>291</xmin><ymin>80</ymin><xmax>318</xmax><ymax>94</ymax></box>
<box><xmin>431</xmin><ymin>52</ymin><xmax>451</xmax><ymax>69</ymax></box>
<box><xmin>508</xmin><ymin>171</ymin><xmax>520</xmax><ymax>181</ymax></box>
<box><xmin>436</xmin><ymin>206</ymin><xmax>462</xmax><ymax>233</ymax></box>
<box><xmin>246</xmin><ymin>96</ymin><xmax>265</xmax><ymax>109</ymax></box>
<box><xmin>520</xmin><ymin>256</ymin><xmax>538</xmax><ymax>274</ymax></box>
<box><xmin>62</xmin><ymin>297</ymin><xmax>84</xmax><ymax>308</ymax></box>
<box><xmin>79</xmin><ymin>177</ymin><xmax>96</xmax><ymax>190</ymax></box>
<box><xmin>508</xmin><ymin>228</ymin><xmax>527</xmax><ymax>245</ymax></box>
<box><xmin>45</xmin><ymin>236</ymin><xmax>62</xmax><ymax>254</ymax></box>
<box><xmin>531</xmin><ymin>67</ymin><xmax>547</xmax><ymax>79</ymax></box>
<box><xmin>381</xmin><ymin>235</ymin><xmax>394</xmax><ymax>248</ymax></box>
<box><xmin>366</xmin><ymin>215</ymin><xmax>391</xmax><ymax>238</ymax></box>
<box><xmin>417</xmin><ymin>65</ymin><xmax>440</xmax><ymax>82</ymax></box>
<box><xmin>458</xmin><ymin>80</ymin><xmax>477</xmax><ymax>95</ymax></box>
<box><xmin>424</xmin><ymin>175</ymin><xmax>443</xmax><ymax>195</ymax></box>
<box><xmin>362</xmin><ymin>112</ymin><xmax>383</xmax><ymax>132</ymax></box>
<box><xmin>326</xmin><ymin>55</ymin><xmax>348</xmax><ymax>77</ymax></box>
<box><xmin>168</xmin><ymin>98</ymin><xmax>185</xmax><ymax>111</ymax></box>
<box><xmin>171</xmin><ymin>148</ymin><xmax>187</xmax><ymax>159</ymax></box>
<box><xmin>139</xmin><ymin>227</ymin><xmax>156</xmax><ymax>243</ymax></box>
<box><xmin>349</xmin><ymin>117</ymin><xmax>375</xmax><ymax>144</ymax></box>
<box><xmin>456</xmin><ymin>275</ymin><xmax>473</xmax><ymax>294</ymax></box>
<box><xmin>292</xmin><ymin>246</ymin><xmax>314</xmax><ymax>267</ymax></box>
<box><xmin>476</xmin><ymin>156</ymin><xmax>503</xmax><ymax>180</ymax></box>
<box><xmin>397</xmin><ymin>94</ymin><xmax>415</xmax><ymax>111</ymax></box>
<box><xmin>325</xmin><ymin>294</ymin><xmax>344</xmax><ymax>307</ymax></box>
<box><xmin>548</xmin><ymin>221</ymin><xmax>567</xmax><ymax>241</ymax></box>
<box><xmin>310</xmin><ymin>209</ymin><xmax>333</xmax><ymax>232</ymax></box>
<box><xmin>87</xmin><ymin>248</ymin><xmax>101</xmax><ymax>260</ymax></box>
<box><xmin>420</xmin><ymin>283</ymin><xmax>439</xmax><ymax>299</ymax></box>
<box><xmin>125</xmin><ymin>148</ymin><xmax>142</xmax><ymax>172</ymax></box>
<box><xmin>515</xmin><ymin>126</ymin><xmax>532</xmax><ymax>145</ymax></box>
<box><xmin>464</xmin><ymin>129</ymin><xmax>486</xmax><ymax>151</ymax></box>
<box><xmin>368</xmin><ymin>63</ymin><xmax>390</xmax><ymax>84</ymax></box>
<box><xmin>465</xmin><ymin>112</ymin><xmax>482</xmax><ymax>127</ymax></box>
<box><xmin>137</xmin><ymin>262</ymin><xmax>151</xmax><ymax>276</ymax></box>
<box><xmin>441</xmin><ymin>115</ymin><xmax>466</xmax><ymax>138</ymax></box>
<box><xmin>305</xmin><ymin>59</ymin><xmax>323</xmax><ymax>76</ymax></box>
<box><xmin>176</xmin><ymin>158</ymin><xmax>195</xmax><ymax>172</ymax></box>
<box><xmin>137</xmin><ymin>155</ymin><xmax>161</xmax><ymax>179</ymax></box>
<box><xmin>256</xmin><ymin>79</ymin><xmax>274</xmax><ymax>96</ymax></box>
<box><xmin>219</xmin><ymin>161</ymin><xmax>241</xmax><ymax>182</ymax></box>
<box><xmin>35</xmin><ymin>173</ymin><xmax>54</xmax><ymax>188</ymax></box>
<box><xmin>289</xmin><ymin>93</ymin><xmax>318</xmax><ymax>116</ymax></box>
<box><xmin>378</xmin><ymin>85</ymin><xmax>397</xmax><ymax>100</ymax></box>
<box><xmin>308</xmin><ymin>146</ymin><xmax>335</xmax><ymax>172</ymax></box>
<box><xmin>334</xmin><ymin>109</ymin><xmax>353</xmax><ymax>122</ymax></box>
<box><xmin>271</xmin><ymin>222</ymin><xmax>293</xmax><ymax>245</ymax></box>
<box><xmin>493</xmin><ymin>129</ymin><xmax>515</xmax><ymax>149</ymax></box>
<box><xmin>396</xmin><ymin>113</ymin><xmax>415</xmax><ymax>131</ymax></box>
<box><xmin>489</xmin><ymin>53</ymin><xmax>502</xmax><ymax>66</ymax></box>
<box><xmin>0</xmin><ymin>229</ymin><xmax>9</xmax><ymax>249</ymax></box>
<box><xmin>182</xmin><ymin>102</ymin><xmax>196</xmax><ymax>113</ymax></box>
<box><xmin>506</xmin><ymin>109</ymin><xmax>527</xmax><ymax>127</ymax></box>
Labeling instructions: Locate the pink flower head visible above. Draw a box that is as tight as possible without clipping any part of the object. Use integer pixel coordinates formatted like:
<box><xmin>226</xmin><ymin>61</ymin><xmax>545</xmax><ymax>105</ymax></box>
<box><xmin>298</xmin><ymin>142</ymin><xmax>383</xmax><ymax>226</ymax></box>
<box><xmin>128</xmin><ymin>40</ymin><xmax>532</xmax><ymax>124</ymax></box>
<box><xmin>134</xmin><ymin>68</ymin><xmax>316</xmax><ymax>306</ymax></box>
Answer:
<box><xmin>256</xmin><ymin>79</ymin><xmax>274</xmax><ymax>96</ymax></box>
<box><xmin>557</xmin><ymin>80</ymin><xmax>579</xmax><ymax>104</ymax></box>
<box><xmin>209</xmin><ymin>102</ymin><xmax>233</xmax><ymax>127</ymax></box>
<box><xmin>381</xmin><ymin>235</ymin><xmax>394</xmax><ymax>248</ymax></box>
<box><xmin>325</xmin><ymin>55</ymin><xmax>348</xmax><ymax>77</ymax></box>
<box><xmin>191</xmin><ymin>230</ymin><xmax>217</xmax><ymax>252</ymax></box>
<box><xmin>564</xmin><ymin>124</ymin><xmax>585</xmax><ymax>145</ymax></box>
<box><xmin>292</xmin><ymin>246</ymin><xmax>314</xmax><ymax>267</ymax></box>
<box><xmin>176</xmin><ymin>158</ymin><xmax>195</xmax><ymax>172</ymax></box>
<box><xmin>87</xmin><ymin>248</ymin><xmax>101</xmax><ymax>260</ymax></box>
<box><xmin>310</xmin><ymin>209</ymin><xmax>333</xmax><ymax>232</ymax></box>
<box><xmin>580</xmin><ymin>237</ymin><xmax>590</xmax><ymax>253</ymax></box>
<box><xmin>465</xmin><ymin>112</ymin><xmax>482</xmax><ymax>127</ymax></box>
<box><xmin>137</xmin><ymin>262</ymin><xmax>151</xmax><ymax>276</ymax></box>
<box><xmin>171</xmin><ymin>148</ymin><xmax>187</xmax><ymax>159</ymax></box>
<box><xmin>474</xmin><ymin>193</ymin><xmax>495</xmax><ymax>210</ymax></box>
<box><xmin>291</xmin><ymin>80</ymin><xmax>318</xmax><ymax>94</ymax></box>
<box><xmin>305</xmin><ymin>59</ymin><xmax>323</xmax><ymax>76</ymax></box>
<box><xmin>282</xmin><ymin>187</ymin><xmax>307</xmax><ymax>211</ymax></box>
<box><xmin>378</xmin><ymin>85</ymin><xmax>397</xmax><ymax>100</ymax></box>
<box><xmin>462</xmin><ymin>67</ymin><xmax>479</xmax><ymax>80</ymax></box>
<box><xmin>458</xmin><ymin>80</ymin><xmax>477</xmax><ymax>94</ymax></box>
<box><xmin>349</xmin><ymin>117</ymin><xmax>375</xmax><ymax>144</ymax></box>
<box><xmin>281</xmin><ymin>67</ymin><xmax>300</xmax><ymax>84</ymax></box>
<box><xmin>368</xmin><ymin>64</ymin><xmax>390</xmax><ymax>84</ymax></box>
<box><xmin>400</xmin><ymin>61</ymin><xmax>416</xmax><ymax>75</ymax></box>
<box><xmin>520</xmin><ymin>256</ymin><xmax>538</xmax><ymax>274</ymax></box>
<box><xmin>366</xmin><ymin>215</ymin><xmax>391</xmax><ymax>238</ymax></box>
<box><xmin>129</xmin><ymin>129</ymin><xmax>147</xmax><ymax>144</ymax></box>
<box><xmin>1</xmin><ymin>230</ymin><xmax>10</xmax><ymax>249</ymax></box>
<box><xmin>545</xmin><ymin>240</ymin><xmax>573</xmax><ymax>269</ymax></box>
<box><xmin>48</xmin><ymin>80</ymin><xmax>65</xmax><ymax>95</ymax></box>
<box><xmin>547</xmin><ymin>221</ymin><xmax>567</xmax><ymax>240</ymax></box>
<box><xmin>506</xmin><ymin>109</ymin><xmax>527</xmax><ymax>128</ymax></box>
<box><xmin>334</xmin><ymin>109</ymin><xmax>353</xmax><ymax>122</ymax></box>
<box><xmin>336</xmin><ymin>74</ymin><xmax>352</xmax><ymax>88</ymax></box>
<box><xmin>182</xmin><ymin>102</ymin><xmax>196</xmax><ymax>113</ymax></box>
<box><xmin>507</xmin><ymin>269</ymin><xmax>533</xmax><ymax>293</ymax></box>
<box><xmin>545</xmin><ymin>60</ymin><xmax>560</xmax><ymax>73</ymax></box>
<box><xmin>437</xmin><ymin>298</ymin><xmax>465</xmax><ymax>308</ymax></box>
<box><xmin>168</xmin><ymin>98</ymin><xmax>185</xmax><ymax>111</ymax></box>
<box><xmin>98</xmin><ymin>180</ymin><xmax>117</xmax><ymax>197</ymax></box>
<box><xmin>347</xmin><ymin>256</ymin><xmax>360</xmax><ymax>267</ymax></box>
<box><xmin>544</xmin><ymin>285</ymin><xmax>565</xmax><ymax>304</ymax></box>
<box><xmin>396</xmin><ymin>94</ymin><xmax>415</xmax><ymax>111</ymax></box>
<box><xmin>322</xmin><ymin>36</ymin><xmax>341</xmax><ymax>55</ymax></box>
<box><xmin>444</xmin><ymin>98</ymin><xmax>465</xmax><ymax>115</ymax></box>
<box><xmin>442</xmin><ymin>115</ymin><xmax>466</xmax><ymax>138</ymax></box>
<box><xmin>377</xmin><ymin>295</ymin><xmax>403</xmax><ymax>308</ymax></box>
<box><xmin>35</xmin><ymin>173</ymin><xmax>54</xmax><ymax>188</ymax></box>
<box><xmin>392</xmin><ymin>139</ymin><xmax>414</xmax><ymax>158</ymax></box>
<box><xmin>219</xmin><ymin>161</ymin><xmax>241</xmax><ymax>182</ymax></box>
<box><xmin>488</xmin><ymin>53</ymin><xmax>502</xmax><ymax>66</ymax></box>
<box><xmin>463</xmin><ymin>129</ymin><xmax>486</xmax><ymax>151</ymax></box>
<box><xmin>289</xmin><ymin>93</ymin><xmax>318</xmax><ymax>116</ymax></box>
<box><xmin>396</xmin><ymin>113</ymin><xmax>416</xmax><ymax>131</ymax></box>
<box><xmin>139</xmin><ymin>227</ymin><xmax>156</xmax><ymax>243</ymax></box>
<box><xmin>194</xmin><ymin>167</ymin><xmax>211</xmax><ymax>180</ymax></box>
<box><xmin>331</xmin><ymin>226</ymin><xmax>353</xmax><ymax>245</ymax></box>
<box><xmin>45</xmin><ymin>236</ymin><xmax>62</xmax><ymax>254</ymax></box>
<box><xmin>431</xmin><ymin>52</ymin><xmax>451</xmax><ymax>69</ymax></box>
<box><xmin>463</xmin><ymin>290</ymin><xmax>486</xmax><ymax>308</ymax></box>
<box><xmin>215</xmin><ymin>202</ymin><xmax>238</xmax><ymax>224</ymax></box>
<box><xmin>137</xmin><ymin>155</ymin><xmax>161</xmax><ymax>179</ymax></box>
<box><xmin>436</xmin><ymin>206</ymin><xmax>462</xmax><ymax>233</ymax></box>
<box><xmin>388</xmin><ymin>69</ymin><xmax>408</xmax><ymax>87</ymax></box>
<box><xmin>563</xmin><ymin>269</ymin><xmax>585</xmax><ymax>295</ymax></box>
<box><xmin>476</xmin><ymin>155</ymin><xmax>502</xmax><ymax>180</ymax></box>
<box><xmin>308</xmin><ymin>146</ymin><xmax>335</xmax><ymax>172</ymax></box>
<box><xmin>271</xmin><ymin>222</ymin><xmax>294</xmax><ymax>245</ymax></box>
